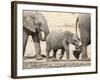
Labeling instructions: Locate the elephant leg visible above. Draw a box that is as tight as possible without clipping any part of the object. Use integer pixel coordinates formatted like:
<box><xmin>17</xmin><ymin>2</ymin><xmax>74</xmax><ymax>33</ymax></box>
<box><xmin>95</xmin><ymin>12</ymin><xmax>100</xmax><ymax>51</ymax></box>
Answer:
<box><xmin>46</xmin><ymin>47</ymin><xmax>51</xmax><ymax>61</ymax></box>
<box><xmin>32</xmin><ymin>33</ymin><xmax>43</xmax><ymax>60</ymax></box>
<box><xmin>52</xmin><ymin>49</ymin><xmax>57</xmax><ymax>60</ymax></box>
<box><xmin>23</xmin><ymin>30</ymin><xmax>28</xmax><ymax>56</ymax></box>
<box><xmin>64</xmin><ymin>45</ymin><xmax>69</xmax><ymax>60</ymax></box>
<box><xmin>59</xmin><ymin>48</ymin><xmax>65</xmax><ymax>60</ymax></box>
<box><xmin>81</xmin><ymin>45</ymin><xmax>89</xmax><ymax>60</ymax></box>
<box><xmin>62</xmin><ymin>40</ymin><xmax>69</xmax><ymax>60</ymax></box>
<box><xmin>66</xmin><ymin>46</ymin><xmax>69</xmax><ymax>60</ymax></box>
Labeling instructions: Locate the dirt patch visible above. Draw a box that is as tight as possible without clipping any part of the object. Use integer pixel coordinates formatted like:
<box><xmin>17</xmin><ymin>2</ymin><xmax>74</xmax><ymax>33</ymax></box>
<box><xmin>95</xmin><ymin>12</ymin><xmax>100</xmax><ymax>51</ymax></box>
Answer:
<box><xmin>23</xmin><ymin>59</ymin><xmax>91</xmax><ymax>69</ymax></box>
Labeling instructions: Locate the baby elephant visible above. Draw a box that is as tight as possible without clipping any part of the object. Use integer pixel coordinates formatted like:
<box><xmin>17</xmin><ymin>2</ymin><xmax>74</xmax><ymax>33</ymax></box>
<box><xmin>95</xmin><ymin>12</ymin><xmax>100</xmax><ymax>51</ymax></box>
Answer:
<box><xmin>46</xmin><ymin>30</ymin><xmax>80</xmax><ymax>61</ymax></box>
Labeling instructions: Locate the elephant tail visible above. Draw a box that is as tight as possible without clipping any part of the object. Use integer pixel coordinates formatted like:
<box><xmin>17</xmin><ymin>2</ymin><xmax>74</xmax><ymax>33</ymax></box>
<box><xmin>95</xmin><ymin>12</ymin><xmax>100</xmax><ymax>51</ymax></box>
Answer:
<box><xmin>76</xmin><ymin>17</ymin><xmax>79</xmax><ymax>38</ymax></box>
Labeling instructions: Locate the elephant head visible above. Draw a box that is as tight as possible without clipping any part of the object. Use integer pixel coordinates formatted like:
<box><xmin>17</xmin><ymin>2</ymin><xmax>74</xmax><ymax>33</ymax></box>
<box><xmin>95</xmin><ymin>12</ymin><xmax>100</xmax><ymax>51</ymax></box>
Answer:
<box><xmin>23</xmin><ymin>11</ymin><xmax>49</xmax><ymax>41</ymax></box>
<box><xmin>67</xmin><ymin>32</ymin><xmax>81</xmax><ymax>49</ymax></box>
<box><xmin>72</xmin><ymin>35</ymin><xmax>81</xmax><ymax>49</ymax></box>
<box><xmin>70</xmin><ymin>34</ymin><xmax>82</xmax><ymax>60</ymax></box>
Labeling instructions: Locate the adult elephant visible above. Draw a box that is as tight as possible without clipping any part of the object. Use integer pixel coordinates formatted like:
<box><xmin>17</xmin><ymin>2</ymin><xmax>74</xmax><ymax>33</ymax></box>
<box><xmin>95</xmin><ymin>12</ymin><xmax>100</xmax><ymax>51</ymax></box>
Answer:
<box><xmin>73</xmin><ymin>14</ymin><xmax>91</xmax><ymax>60</ymax></box>
<box><xmin>23</xmin><ymin>11</ymin><xmax>49</xmax><ymax>60</ymax></box>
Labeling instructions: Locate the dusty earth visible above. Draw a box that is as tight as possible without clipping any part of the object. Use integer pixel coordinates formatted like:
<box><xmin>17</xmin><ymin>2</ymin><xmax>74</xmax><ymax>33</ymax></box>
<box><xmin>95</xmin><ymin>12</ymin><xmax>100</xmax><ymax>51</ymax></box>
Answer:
<box><xmin>23</xmin><ymin>59</ymin><xmax>90</xmax><ymax>69</ymax></box>
<box><xmin>23</xmin><ymin>11</ymin><xmax>91</xmax><ymax>69</ymax></box>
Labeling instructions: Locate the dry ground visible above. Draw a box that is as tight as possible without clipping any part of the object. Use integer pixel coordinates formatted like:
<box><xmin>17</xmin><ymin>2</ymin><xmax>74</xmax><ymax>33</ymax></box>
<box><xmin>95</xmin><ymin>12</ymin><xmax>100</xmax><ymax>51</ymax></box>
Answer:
<box><xmin>23</xmin><ymin>59</ymin><xmax>91</xmax><ymax>69</ymax></box>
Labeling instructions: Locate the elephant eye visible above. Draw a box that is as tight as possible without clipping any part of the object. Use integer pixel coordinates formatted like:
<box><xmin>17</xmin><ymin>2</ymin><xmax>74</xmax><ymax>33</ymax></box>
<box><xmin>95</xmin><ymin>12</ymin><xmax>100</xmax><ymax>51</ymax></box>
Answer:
<box><xmin>34</xmin><ymin>19</ymin><xmax>41</xmax><ymax>25</ymax></box>
<box><xmin>74</xmin><ymin>40</ymin><xmax>78</xmax><ymax>42</ymax></box>
<box><xmin>33</xmin><ymin>18</ymin><xmax>38</xmax><ymax>23</ymax></box>
<box><xmin>72</xmin><ymin>39</ymin><xmax>77</xmax><ymax>44</ymax></box>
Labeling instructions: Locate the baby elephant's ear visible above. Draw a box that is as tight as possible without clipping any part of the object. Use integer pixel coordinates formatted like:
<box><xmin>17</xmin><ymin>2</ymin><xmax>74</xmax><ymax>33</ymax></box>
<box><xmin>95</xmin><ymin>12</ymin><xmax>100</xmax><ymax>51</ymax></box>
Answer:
<box><xmin>72</xmin><ymin>34</ymin><xmax>80</xmax><ymax>41</ymax></box>
<box><xmin>23</xmin><ymin>16</ymin><xmax>36</xmax><ymax>32</ymax></box>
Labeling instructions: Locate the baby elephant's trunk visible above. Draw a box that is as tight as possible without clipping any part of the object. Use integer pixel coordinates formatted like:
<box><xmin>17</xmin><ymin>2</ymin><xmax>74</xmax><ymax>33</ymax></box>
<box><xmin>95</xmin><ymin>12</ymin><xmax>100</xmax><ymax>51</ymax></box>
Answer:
<box><xmin>73</xmin><ymin>45</ymin><xmax>82</xmax><ymax>60</ymax></box>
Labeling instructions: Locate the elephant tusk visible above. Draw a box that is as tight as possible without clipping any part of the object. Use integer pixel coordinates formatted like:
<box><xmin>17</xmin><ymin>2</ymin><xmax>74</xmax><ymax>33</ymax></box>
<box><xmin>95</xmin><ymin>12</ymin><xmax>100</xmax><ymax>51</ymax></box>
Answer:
<box><xmin>40</xmin><ymin>31</ymin><xmax>45</xmax><ymax>39</ymax></box>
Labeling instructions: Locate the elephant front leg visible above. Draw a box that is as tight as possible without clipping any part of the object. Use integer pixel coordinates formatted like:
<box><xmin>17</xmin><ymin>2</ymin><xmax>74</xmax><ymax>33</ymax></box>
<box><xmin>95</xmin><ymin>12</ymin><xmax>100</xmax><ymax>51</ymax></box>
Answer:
<box><xmin>81</xmin><ymin>46</ymin><xmax>89</xmax><ymax>60</ymax></box>
<box><xmin>46</xmin><ymin>48</ymin><xmax>51</xmax><ymax>61</ymax></box>
<box><xmin>65</xmin><ymin>46</ymin><xmax>69</xmax><ymax>60</ymax></box>
<box><xmin>32</xmin><ymin>34</ymin><xmax>44</xmax><ymax>60</ymax></box>
<box><xmin>59</xmin><ymin>48</ymin><xmax>65</xmax><ymax>60</ymax></box>
<box><xmin>62</xmin><ymin>40</ymin><xmax>70</xmax><ymax>60</ymax></box>
<box><xmin>52</xmin><ymin>49</ymin><xmax>57</xmax><ymax>61</ymax></box>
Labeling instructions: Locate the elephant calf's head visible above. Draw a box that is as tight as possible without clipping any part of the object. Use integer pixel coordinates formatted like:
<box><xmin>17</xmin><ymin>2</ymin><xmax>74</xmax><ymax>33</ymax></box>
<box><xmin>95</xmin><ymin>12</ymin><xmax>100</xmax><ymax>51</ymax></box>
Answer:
<box><xmin>71</xmin><ymin>34</ymin><xmax>81</xmax><ymax>49</ymax></box>
<box><xmin>70</xmin><ymin>34</ymin><xmax>82</xmax><ymax>59</ymax></box>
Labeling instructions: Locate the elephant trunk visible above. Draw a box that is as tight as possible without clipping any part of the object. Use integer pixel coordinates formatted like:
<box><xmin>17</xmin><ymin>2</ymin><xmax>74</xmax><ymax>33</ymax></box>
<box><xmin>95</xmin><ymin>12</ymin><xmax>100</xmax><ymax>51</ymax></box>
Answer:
<box><xmin>73</xmin><ymin>45</ymin><xmax>82</xmax><ymax>59</ymax></box>
<box><xmin>38</xmin><ymin>22</ymin><xmax>49</xmax><ymax>41</ymax></box>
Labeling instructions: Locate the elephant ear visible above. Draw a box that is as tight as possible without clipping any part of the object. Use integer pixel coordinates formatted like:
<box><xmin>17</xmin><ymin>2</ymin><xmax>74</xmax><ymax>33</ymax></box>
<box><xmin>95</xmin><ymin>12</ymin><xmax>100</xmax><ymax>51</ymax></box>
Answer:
<box><xmin>23</xmin><ymin>11</ymin><xmax>36</xmax><ymax>32</ymax></box>
<box><xmin>65</xmin><ymin>32</ymin><xmax>73</xmax><ymax>43</ymax></box>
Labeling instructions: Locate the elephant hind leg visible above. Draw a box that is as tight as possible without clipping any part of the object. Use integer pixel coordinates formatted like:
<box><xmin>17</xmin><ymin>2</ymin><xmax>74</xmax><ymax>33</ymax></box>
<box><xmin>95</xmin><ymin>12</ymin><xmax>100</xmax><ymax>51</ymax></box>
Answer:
<box><xmin>81</xmin><ymin>46</ymin><xmax>89</xmax><ymax>60</ymax></box>
<box><xmin>64</xmin><ymin>46</ymin><xmax>69</xmax><ymax>60</ymax></box>
<box><xmin>52</xmin><ymin>49</ymin><xmax>57</xmax><ymax>61</ymax></box>
<box><xmin>59</xmin><ymin>48</ymin><xmax>65</xmax><ymax>60</ymax></box>
<box><xmin>46</xmin><ymin>47</ymin><xmax>51</xmax><ymax>61</ymax></box>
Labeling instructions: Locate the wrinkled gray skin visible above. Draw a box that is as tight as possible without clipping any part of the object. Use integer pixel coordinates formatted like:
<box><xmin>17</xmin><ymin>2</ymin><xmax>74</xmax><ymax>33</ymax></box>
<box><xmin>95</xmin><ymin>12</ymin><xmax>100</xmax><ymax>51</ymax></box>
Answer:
<box><xmin>23</xmin><ymin>11</ymin><xmax>49</xmax><ymax>60</ymax></box>
<box><xmin>74</xmin><ymin>14</ymin><xmax>91</xmax><ymax>60</ymax></box>
<box><xmin>46</xmin><ymin>30</ymin><xmax>80</xmax><ymax>61</ymax></box>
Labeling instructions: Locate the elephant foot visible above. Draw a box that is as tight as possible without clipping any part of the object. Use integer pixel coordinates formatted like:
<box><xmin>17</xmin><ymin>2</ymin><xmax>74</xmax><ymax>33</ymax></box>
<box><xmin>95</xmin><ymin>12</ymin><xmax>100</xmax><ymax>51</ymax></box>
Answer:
<box><xmin>33</xmin><ymin>54</ymin><xmax>46</xmax><ymax>58</ymax></box>
<box><xmin>59</xmin><ymin>57</ymin><xmax>63</xmax><ymax>61</ymax></box>
<box><xmin>81</xmin><ymin>54</ymin><xmax>90</xmax><ymax>61</ymax></box>
<box><xmin>80</xmin><ymin>57</ymin><xmax>91</xmax><ymax>61</ymax></box>
<box><xmin>58</xmin><ymin>59</ymin><xmax>63</xmax><ymax>61</ymax></box>
<box><xmin>52</xmin><ymin>57</ymin><xmax>57</xmax><ymax>61</ymax></box>
<box><xmin>33</xmin><ymin>54</ymin><xmax>46</xmax><ymax>60</ymax></box>
<box><xmin>46</xmin><ymin>58</ymin><xmax>51</xmax><ymax>62</ymax></box>
<box><xmin>35</xmin><ymin>55</ymin><xmax>44</xmax><ymax>60</ymax></box>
